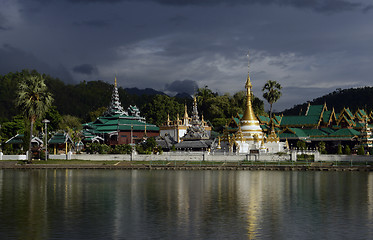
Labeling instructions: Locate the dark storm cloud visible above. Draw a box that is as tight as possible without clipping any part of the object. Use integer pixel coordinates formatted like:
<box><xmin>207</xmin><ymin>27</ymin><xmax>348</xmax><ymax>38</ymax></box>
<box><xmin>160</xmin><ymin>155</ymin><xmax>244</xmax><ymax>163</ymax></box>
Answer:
<box><xmin>165</xmin><ymin>80</ymin><xmax>199</xmax><ymax>95</ymax></box>
<box><xmin>65</xmin><ymin>0</ymin><xmax>122</xmax><ymax>3</ymax></box>
<box><xmin>0</xmin><ymin>13</ymin><xmax>11</xmax><ymax>30</ymax></box>
<box><xmin>167</xmin><ymin>15</ymin><xmax>188</xmax><ymax>26</ymax></box>
<box><xmin>6</xmin><ymin>0</ymin><xmax>373</xmax><ymax>111</ymax></box>
<box><xmin>0</xmin><ymin>44</ymin><xmax>74</xmax><ymax>83</ymax></box>
<box><xmin>363</xmin><ymin>5</ymin><xmax>373</xmax><ymax>13</ymax></box>
<box><xmin>73</xmin><ymin>20</ymin><xmax>109</xmax><ymax>28</ymax></box>
<box><xmin>72</xmin><ymin>64</ymin><xmax>99</xmax><ymax>75</ymax></box>
<box><xmin>147</xmin><ymin>0</ymin><xmax>361</xmax><ymax>13</ymax></box>
<box><xmin>56</xmin><ymin>0</ymin><xmax>363</xmax><ymax>13</ymax></box>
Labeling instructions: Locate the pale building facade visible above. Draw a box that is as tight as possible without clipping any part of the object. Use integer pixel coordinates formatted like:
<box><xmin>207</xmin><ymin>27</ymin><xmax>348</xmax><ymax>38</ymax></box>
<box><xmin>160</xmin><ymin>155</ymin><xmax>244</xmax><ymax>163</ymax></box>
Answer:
<box><xmin>160</xmin><ymin>99</ymin><xmax>212</xmax><ymax>143</ymax></box>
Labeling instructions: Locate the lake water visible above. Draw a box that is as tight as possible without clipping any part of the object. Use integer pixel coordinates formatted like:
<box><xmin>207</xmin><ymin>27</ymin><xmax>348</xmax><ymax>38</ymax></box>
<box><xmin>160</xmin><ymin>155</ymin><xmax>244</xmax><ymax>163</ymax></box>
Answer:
<box><xmin>0</xmin><ymin>169</ymin><xmax>372</xmax><ymax>239</ymax></box>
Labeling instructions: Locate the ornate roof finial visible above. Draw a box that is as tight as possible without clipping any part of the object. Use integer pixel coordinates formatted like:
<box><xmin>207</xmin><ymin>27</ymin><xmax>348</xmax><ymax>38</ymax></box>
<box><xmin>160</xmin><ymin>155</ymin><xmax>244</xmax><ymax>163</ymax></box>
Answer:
<box><xmin>192</xmin><ymin>96</ymin><xmax>199</xmax><ymax>121</ymax></box>
<box><xmin>184</xmin><ymin>103</ymin><xmax>189</xmax><ymax>119</ymax></box>
<box><xmin>242</xmin><ymin>51</ymin><xmax>257</xmax><ymax>122</ymax></box>
<box><xmin>246</xmin><ymin>51</ymin><xmax>252</xmax><ymax>89</ymax></box>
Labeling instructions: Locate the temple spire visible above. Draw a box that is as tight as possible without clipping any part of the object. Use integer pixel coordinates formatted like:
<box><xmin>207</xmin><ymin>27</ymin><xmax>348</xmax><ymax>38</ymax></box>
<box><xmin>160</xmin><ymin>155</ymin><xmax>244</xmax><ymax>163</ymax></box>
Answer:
<box><xmin>192</xmin><ymin>96</ymin><xmax>199</xmax><ymax>122</ymax></box>
<box><xmin>104</xmin><ymin>77</ymin><xmax>127</xmax><ymax>116</ymax></box>
<box><xmin>242</xmin><ymin>51</ymin><xmax>258</xmax><ymax>122</ymax></box>
<box><xmin>183</xmin><ymin>103</ymin><xmax>189</xmax><ymax>125</ymax></box>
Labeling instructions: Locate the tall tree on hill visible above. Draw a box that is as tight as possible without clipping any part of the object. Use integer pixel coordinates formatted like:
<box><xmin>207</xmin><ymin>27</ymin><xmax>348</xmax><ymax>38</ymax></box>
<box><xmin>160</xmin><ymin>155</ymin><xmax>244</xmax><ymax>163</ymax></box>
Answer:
<box><xmin>16</xmin><ymin>74</ymin><xmax>53</xmax><ymax>161</ymax></box>
<box><xmin>262</xmin><ymin>80</ymin><xmax>282</xmax><ymax>118</ymax></box>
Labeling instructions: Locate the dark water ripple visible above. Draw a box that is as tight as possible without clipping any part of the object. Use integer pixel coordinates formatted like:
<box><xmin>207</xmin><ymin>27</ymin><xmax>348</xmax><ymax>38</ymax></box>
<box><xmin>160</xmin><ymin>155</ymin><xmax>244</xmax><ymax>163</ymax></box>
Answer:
<box><xmin>0</xmin><ymin>170</ymin><xmax>372</xmax><ymax>239</ymax></box>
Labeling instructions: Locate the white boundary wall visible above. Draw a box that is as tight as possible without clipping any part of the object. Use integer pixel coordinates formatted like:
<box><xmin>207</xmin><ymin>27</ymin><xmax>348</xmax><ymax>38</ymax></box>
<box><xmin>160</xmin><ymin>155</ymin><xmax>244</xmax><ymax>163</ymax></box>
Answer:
<box><xmin>1</xmin><ymin>151</ymin><xmax>372</xmax><ymax>163</ymax></box>
<box><xmin>67</xmin><ymin>152</ymin><xmax>290</xmax><ymax>162</ymax></box>
<box><xmin>0</xmin><ymin>153</ymin><xmax>27</xmax><ymax>160</ymax></box>
<box><xmin>318</xmin><ymin>154</ymin><xmax>372</xmax><ymax>162</ymax></box>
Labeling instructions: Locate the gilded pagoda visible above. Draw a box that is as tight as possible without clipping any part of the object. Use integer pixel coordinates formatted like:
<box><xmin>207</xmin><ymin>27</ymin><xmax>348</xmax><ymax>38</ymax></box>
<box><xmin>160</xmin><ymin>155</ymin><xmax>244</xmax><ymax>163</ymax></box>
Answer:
<box><xmin>221</xmin><ymin>53</ymin><xmax>285</xmax><ymax>153</ymax></box>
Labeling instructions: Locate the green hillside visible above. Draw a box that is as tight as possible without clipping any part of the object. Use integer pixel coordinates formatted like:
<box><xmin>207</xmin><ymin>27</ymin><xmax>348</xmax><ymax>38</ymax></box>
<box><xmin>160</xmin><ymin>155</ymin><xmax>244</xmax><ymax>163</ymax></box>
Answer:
<box><xmin>282</xmin><ymin>87</ymin><xmax>373</xmax><ymax>115</ymax></box>
<box><xmin>0</xmin><ymin>70</ymin><xmax>264</xmax><ymax>135</ymax></box>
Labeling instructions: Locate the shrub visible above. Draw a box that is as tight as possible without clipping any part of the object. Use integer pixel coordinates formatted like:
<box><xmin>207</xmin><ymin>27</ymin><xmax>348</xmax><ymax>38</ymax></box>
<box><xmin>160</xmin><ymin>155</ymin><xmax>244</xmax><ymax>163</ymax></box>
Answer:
<box><xmin>296</xmin><ymin>140</ymin><xmax>306</xmax><ymax>150</ymax></box>
<box><xmin>111</xmin><ymin>144</ymin><xmax>132</xmax><ymax>154</ymax></box>
<box><xmin>337</xmin><ymin>144</ymin><xmax>343</xmax><ymax>155</ymax></box>
<box><xmin>357</xmin><ymin>145</ymin><xmax>365</xmax><ymax>155</ymax></box>
<box><xmin>317</xmin><ymin>141</ymin><xmax>327</xmax><ymax>154</ymax></box>
<box><xmin>344</xmin><ymin>145</ymin><xmax>351</xmax><ymax>155</ymax></box>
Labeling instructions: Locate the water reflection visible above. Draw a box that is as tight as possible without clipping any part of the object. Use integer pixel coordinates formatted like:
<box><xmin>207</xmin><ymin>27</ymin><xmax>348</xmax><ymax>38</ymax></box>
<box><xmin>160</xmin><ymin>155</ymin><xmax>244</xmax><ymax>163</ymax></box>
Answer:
<box><xmin>0</xmin><ymin>170</ymin><xmax>372</xmax><ymax>239</ymax></box>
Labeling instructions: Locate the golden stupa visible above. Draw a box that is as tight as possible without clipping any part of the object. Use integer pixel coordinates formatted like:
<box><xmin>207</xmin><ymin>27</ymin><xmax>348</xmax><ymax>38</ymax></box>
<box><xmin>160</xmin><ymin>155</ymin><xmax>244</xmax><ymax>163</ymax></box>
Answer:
<box><xmin>239</xmin><ymin>52</ymin><xmax>264</xmax><ymax>143</ymax></box>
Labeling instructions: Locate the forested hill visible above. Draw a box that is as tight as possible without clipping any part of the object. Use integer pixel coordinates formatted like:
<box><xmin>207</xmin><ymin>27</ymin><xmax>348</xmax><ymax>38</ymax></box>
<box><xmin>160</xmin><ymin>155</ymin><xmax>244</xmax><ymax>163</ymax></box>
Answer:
<box><xmin>0</xmin><ymin>70</ymin><xmax>266</xmax><ymax>131</ymax></box>
<box><xmin>282</xmin><ymin>87</ymin><xmax>373</xmax><ymax>115</ymax></box>
<box><xmin>0</xmin><ymin>70</ymin><xmax>190</xmax><ymax>123</ymax></box>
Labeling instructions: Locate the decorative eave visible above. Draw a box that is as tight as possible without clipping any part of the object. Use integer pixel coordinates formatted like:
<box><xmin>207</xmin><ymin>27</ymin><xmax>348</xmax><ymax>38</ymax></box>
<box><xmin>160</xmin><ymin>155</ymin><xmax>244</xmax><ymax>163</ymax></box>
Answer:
<box><xmin>337</xmin><ymin>114</ymin><xmax>356</xmax><ymax>127</ymax></box>
<box><xmin>316</xmin><ymin>102</ymin><xmax>328</xmax><ymax>127</ymax></box>
<box><xmin>327</xmin><ymin>108</ymin><xmax>338</xmax><ymax>126</ymax></box>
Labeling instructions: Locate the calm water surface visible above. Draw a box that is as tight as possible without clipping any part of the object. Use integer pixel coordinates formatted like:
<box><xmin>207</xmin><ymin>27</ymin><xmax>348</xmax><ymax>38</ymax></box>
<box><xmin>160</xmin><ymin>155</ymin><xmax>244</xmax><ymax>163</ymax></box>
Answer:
<box><xmin>0</xmin><ymin>169</ymin><xmax>372</xmax><ymax>239</ymax></box>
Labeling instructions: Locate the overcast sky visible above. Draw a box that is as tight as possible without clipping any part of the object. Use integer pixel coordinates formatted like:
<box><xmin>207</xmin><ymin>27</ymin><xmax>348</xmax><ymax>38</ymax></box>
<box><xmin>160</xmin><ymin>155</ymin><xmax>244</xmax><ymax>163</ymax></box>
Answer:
<box><xmin>1</xmin><ymin>0</ymin><xmax>373</xmax><ymax>111</ymax></box>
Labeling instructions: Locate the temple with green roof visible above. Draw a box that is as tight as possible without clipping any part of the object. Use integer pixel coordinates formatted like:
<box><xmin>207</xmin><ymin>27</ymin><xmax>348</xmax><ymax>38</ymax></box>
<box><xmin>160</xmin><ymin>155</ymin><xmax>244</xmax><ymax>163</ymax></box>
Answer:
<box><xmin>226</xmin><ymin>102</ymin><xmax>373</xmax><ymax>153</ymax></box>
<box><xmin>82</xmin><ymin>78</ymin><xmax>159</xmax><ymax>145</ymax></box>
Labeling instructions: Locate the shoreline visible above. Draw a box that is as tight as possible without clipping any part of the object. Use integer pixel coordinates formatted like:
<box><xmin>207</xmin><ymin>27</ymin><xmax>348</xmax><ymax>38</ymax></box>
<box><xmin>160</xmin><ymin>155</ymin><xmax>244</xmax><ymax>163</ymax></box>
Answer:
<box><xmin>1</xmin><ymin>161</ymin><xmax>372</xmax><ymax>171</ymax></box>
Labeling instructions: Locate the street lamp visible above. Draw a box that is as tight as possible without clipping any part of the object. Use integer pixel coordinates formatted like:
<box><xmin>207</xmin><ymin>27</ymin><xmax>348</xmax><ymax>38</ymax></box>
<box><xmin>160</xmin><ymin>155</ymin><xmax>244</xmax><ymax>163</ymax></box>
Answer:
<box><xmin>42</xmin><ymin>119</ymin><xmax>50</xmax><ymax>160</ymax></box>
<box><xmin>0</xmin><ymin>124</ymin><xmax>2</xmax><ymax>151</ymax></box>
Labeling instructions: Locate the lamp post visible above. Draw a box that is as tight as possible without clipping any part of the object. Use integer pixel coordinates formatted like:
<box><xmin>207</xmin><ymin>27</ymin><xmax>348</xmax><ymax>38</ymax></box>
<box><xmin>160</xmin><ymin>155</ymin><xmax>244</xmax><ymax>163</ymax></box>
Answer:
<box><xmin>42</xmin><ymin>119</ymin><xmax>50</xmax><ymax>160</ymax></box>
<box><xmin>0</xmin><ymin>124</ymin><xmax>2</xmax><ymax>152</ymax></box>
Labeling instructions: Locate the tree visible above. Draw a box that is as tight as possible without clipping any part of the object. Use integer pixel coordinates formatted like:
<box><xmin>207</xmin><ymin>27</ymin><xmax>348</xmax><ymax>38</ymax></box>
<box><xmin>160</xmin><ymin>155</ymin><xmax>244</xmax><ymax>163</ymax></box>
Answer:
<box><xmin>59</xmin><ymin>115</ymin><xmax>82</xmax><ymax>131</ymax></box>
<box><xmin>16</xmin><ymin>74</ymin><xmax>53</xmax><ymax>161</ymax></box>
<box><xmin>142</xmin><ymin>95</ymin><xmax>184</xmax><ymax>126</ymax></box>
<box><xmin>337</xmin><ymin>144</ymin><xmax>343</xmax><ymax>155</ymax></box>
<box><xmin>344</xmin><ymin>145</ymin><xmax>351</xmax><ymax>155</ymax></box>
<box><xmin>196</xmin><ymin>86</ymin><xmax>217</xmax><ymax>119</ymax></box>
<box><xmin>87</xmin><ymin>106</ymin><xmax>107</xmax><ymax>122</ymax></box>
<box><xmin>357</xmin><ymin>145</ymin><xmax>365</xmax><ymax>155</ymax></box>
<box><xmin>296</xmin><ymin>140</ymin><xmax>306</xmax><ymax>150</ymax></box>
<box><xmin>262</xmin><ymin>80</ymin><xmax>282</xmax><ymax>118</ymax></box>
<box><xmin>317</xmin><ymin>141</ymin><xmax>327</xmax><ymax>154</ymax></box>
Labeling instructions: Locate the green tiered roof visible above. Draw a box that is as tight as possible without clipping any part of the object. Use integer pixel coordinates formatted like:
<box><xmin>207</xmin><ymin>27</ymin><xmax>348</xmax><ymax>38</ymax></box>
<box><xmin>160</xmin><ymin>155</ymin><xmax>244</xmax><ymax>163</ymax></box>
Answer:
<box><xmin>256</xmin><ymin>102</ymin><xmax>370</xmax><ymax>142</ymax></box>
<box><xmin>82</xmin><ymin>79</ymin><xmax>158</xmax><ymax>141</ymax></box>
<box><xmin>305</xmin><ymin>104</ymin><xmax>324</xmax><ymax>116</ymax></box>
<box><xmin>280</xmin><ymin>115</ymin><xmax>320</xmax><ymax>127</ymax></box>
<box><xmin>49</xmin><ymin>132</ymin><xmax>73</xmax><ymax>144</ymax></box>
<box><xmin>5</xmin><ymin>134</ymin><xmax>43</xmax><ymax>145</ymax></box>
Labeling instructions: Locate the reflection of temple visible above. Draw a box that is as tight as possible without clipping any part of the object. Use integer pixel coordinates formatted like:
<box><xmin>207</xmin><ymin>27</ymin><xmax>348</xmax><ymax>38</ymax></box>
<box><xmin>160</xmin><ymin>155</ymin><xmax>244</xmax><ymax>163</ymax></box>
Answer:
<box><xmin>159</xmin><ymin>97</ymin><xmax>212</xmax><ymax>143</ymax></box>
<box><xmin>82</xmin><ymin>78</ymin><xmax>159</xmax><ymax>145</ymax></box>
<box><xmin>221</xmin><ymin>54</ymin><xmax>285</xmax><ymax>153</ymax></box>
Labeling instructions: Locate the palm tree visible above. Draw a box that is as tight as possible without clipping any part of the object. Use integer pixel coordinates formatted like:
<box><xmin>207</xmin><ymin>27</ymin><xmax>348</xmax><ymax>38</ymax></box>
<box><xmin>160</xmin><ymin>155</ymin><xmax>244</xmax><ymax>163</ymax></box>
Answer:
<box><xmin>16</xmin><ymin>74</ymin><xmax>53</xmax><ymax>161</ymax></box>
<box><xmin>262</xmin><ymin>80</ymin><xmax>282</xmax><ymax>118</ymax></box>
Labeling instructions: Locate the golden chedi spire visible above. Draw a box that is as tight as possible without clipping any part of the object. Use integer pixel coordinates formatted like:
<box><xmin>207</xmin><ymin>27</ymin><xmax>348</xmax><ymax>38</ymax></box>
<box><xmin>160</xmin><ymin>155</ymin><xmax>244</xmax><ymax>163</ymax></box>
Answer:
<box><xmin>239</xmin><ymin>51</ymin><xmax>264</xmax><ymax>142</ymax></box>
<box><xmin>184</xmin><ymin>104</ymin><xmax>189</xmax><ymax>118</ymax></box>
<box><xmin>183</xmin><ymin>103</ymin><xmax>189</xmax><ymax>125</ymax></box>
<box><xmin>242</xmin><ymin>51</ymin><xmax>259</xmax><ymax>122</ymax></box>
